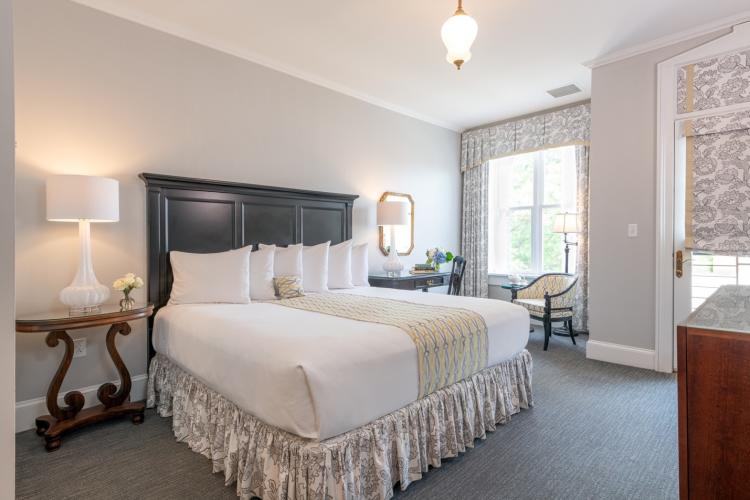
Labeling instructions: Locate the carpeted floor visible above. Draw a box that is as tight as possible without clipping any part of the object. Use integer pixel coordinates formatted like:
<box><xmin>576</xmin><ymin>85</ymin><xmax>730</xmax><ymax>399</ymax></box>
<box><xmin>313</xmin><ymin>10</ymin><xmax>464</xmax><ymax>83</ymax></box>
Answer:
<box><xmin>16</xmin><ymin>330</ymin><xmax>678</xmax><ymax>500</ymax></box>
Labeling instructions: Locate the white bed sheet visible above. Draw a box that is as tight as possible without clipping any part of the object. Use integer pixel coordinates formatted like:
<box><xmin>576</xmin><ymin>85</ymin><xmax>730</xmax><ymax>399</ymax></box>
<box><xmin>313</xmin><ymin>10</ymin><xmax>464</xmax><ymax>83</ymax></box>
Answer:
<box><xmin>153</xmin><ymin>287</ymin><xmax>530</xmax><ymax>441</ymax></box>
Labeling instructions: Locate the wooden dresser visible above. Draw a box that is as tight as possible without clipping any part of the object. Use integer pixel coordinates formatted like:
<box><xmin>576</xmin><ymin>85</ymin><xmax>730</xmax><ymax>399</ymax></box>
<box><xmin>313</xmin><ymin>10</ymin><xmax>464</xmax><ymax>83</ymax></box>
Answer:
<box><xmin>677</xmin><ymin>285</ymin><xmax>750</xmax><ymax>500</ymax></box>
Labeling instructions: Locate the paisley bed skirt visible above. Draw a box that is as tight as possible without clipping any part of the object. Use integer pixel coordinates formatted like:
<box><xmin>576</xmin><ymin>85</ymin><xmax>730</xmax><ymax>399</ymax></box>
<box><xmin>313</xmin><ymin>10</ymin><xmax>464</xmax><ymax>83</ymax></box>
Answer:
<box><xmin>146</xmin><ymin>350</ymin><xmax>533</xmax><ymax>500</ymax></box>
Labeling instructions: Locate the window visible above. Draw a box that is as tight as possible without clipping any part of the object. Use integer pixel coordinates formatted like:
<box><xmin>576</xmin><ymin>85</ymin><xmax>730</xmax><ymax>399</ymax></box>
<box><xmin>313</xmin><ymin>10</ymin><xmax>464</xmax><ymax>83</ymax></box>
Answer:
<box><xmin>691</xmin><ymin>252</ymin><xmax>750</xmax><ymax>310</ymax></box>
<box><xmin>488</xmin><ymin>145</ymin><xmax>577</xmax><ymax>275</ymax></box>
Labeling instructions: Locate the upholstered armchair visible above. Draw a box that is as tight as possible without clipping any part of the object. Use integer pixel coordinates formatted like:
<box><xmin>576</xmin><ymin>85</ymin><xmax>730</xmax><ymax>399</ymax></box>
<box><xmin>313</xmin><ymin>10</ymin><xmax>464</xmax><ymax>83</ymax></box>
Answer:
<box><xmin>511</xmin><ymin>273</ymin><xmax>578</xmax><ymax>350</ymax></box>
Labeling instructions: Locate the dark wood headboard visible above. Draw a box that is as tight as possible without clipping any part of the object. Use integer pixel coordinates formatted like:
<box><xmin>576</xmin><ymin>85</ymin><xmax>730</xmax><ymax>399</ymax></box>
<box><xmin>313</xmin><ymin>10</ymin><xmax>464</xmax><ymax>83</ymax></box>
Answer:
<box><xmin>140</xmin><ymin>173</ymin><xmax>358</xmax><ymax>359</ymax></box>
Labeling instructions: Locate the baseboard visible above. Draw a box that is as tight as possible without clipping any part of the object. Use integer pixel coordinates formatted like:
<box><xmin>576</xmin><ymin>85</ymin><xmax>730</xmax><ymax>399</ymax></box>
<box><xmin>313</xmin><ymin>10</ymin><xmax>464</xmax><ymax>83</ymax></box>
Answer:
<box><xmin>15</xmin><ymin>374</ymin><xmax>148</xmax><ymax>433</ymax></box>
<box><xmin>586</xmin><ymin>340</ymin><xmax>656</xmax><ymax>370</ymax></box>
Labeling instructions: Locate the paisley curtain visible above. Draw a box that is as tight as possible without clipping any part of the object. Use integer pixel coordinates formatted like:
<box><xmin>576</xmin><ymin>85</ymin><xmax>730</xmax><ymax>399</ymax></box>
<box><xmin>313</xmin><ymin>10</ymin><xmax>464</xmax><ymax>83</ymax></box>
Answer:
<box><xmin>574</xmin><ymin>146</ymin><xmax>590</xmax><ymax>332</ymax></box>
<box><xmin>685</xmin><ymin>110</ymin><xmax>750</xmax><ymax>255</ymax></box>
<box><xmin>461</xmin><ymin>103</ymin><xmax>590</xmax><ymax>172</ymax></box>
<box><xmin>460</xmin><ymin>162</ymin><xmax>489</xmax><ymax>297</ymax></box>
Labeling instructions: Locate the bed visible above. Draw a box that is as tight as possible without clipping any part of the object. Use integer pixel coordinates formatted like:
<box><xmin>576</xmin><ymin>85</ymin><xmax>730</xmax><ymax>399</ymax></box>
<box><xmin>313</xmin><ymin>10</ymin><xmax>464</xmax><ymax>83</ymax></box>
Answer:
<box><xmin>141</xmin><ymin>173</ymin><xmax>533</xmax><ymax>500</ymax></box>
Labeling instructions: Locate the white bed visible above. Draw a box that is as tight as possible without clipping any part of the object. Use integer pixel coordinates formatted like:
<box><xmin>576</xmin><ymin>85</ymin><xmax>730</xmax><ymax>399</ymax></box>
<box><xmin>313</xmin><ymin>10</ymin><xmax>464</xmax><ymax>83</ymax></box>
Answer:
<box><xmin>153</xmin><ymin>286</ymin><xmax>530</xmax><ymax>441</ymax></box>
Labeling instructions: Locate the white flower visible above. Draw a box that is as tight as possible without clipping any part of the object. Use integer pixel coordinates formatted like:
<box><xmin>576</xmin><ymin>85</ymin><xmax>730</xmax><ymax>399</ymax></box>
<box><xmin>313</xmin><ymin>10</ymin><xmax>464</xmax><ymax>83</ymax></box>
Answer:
<box><xmin>113</xmin><ymin>273</ymin><xmax>144</xmax><ymax>292</ymax></box>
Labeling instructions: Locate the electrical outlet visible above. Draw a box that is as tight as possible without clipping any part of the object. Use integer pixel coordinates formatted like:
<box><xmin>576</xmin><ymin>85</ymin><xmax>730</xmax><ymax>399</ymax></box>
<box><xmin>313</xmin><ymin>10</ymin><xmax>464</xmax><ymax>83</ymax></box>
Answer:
<box><xmin>73</xmin><ymin>338</ymin><xmax>86</xmax><ymax>358</ymax></box>
<box><xmin>628</xmin><ymin>223</ymin><xmax>638</xmax><ymax>238</ymax></box>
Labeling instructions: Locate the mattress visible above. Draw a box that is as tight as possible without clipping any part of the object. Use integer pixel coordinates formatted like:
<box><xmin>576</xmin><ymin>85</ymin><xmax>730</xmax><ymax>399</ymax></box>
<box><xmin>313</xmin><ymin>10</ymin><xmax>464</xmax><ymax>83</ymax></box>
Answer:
<box><xmin>152</xmin><ymin>286</ymin><xmax>530</xmax><ymax>440</ymax></box>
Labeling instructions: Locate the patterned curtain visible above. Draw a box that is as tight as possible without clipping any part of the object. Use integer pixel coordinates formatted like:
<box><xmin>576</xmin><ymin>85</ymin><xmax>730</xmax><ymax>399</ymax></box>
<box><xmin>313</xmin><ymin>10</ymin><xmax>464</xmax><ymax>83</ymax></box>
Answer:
<box><xmin>685</xmin><ymin>110</ymin><xmax>750</xmax><ymax>254</ymax></box>
<box><xmin>460</xmin><ymin>163</ymin><xmax>489</xmax><ymax>297</ymax></box>
<box><xmin>574</xmin><ymin>146</ymin><xmax>590</xmax><ymax>332</ymax></box>
<box><xmin>461</xmin><ymin>103</ymin><xmax>590</xmax><ymax>172</ymax></box>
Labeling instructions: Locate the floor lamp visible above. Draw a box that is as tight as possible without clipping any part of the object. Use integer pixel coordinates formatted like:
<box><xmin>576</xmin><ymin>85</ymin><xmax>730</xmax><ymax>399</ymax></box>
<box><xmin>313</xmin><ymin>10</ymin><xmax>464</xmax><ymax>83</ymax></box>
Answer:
<box><xmin>552</xmin><ymin>212</ymin><xmax>579</xmax><ymax>336</ymax></box>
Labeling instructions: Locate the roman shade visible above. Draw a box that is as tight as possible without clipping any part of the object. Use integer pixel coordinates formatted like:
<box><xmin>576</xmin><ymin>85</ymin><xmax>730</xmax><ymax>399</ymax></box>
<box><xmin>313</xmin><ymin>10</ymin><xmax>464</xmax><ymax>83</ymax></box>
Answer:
<box><xmin>684</xmin><ymin>109</ymin><xmax>750</xmax><ymax>254</ymax></box>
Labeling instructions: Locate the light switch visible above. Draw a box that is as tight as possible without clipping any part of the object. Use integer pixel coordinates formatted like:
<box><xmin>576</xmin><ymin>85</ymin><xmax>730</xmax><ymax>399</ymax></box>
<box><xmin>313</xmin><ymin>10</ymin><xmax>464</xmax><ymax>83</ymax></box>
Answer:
<box><xmin>628</xmin><ymin>224</ymin><xmax>638</xmax><ymax>238</ymax></box>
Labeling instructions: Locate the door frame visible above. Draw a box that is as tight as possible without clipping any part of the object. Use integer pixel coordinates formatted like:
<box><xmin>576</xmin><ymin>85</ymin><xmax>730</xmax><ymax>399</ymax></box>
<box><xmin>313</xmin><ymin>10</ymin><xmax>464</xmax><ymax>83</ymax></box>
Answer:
<box><xmin>655</xmin><ymin>22</ymin><xmax>750</xmax><ymax>373</ymax></box>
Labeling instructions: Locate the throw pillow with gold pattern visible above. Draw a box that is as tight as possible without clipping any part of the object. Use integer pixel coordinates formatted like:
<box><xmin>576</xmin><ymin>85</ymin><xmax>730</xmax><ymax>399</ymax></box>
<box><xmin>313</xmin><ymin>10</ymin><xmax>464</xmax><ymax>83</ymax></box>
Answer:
<box><xmin>273</xmin><ymin>275</ymin><xmax>305</xmax><ymax>299</ymax></box>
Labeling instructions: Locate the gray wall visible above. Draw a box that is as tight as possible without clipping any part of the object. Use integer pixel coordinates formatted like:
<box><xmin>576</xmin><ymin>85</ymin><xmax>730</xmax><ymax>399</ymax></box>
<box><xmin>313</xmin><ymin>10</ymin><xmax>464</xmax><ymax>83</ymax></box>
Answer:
<box><xmin>14</xmin><ymin>0</ymin><xmax>460</xmax><ymax>408</ymax></box>
<box><xmin>1</xmin><ymin>0</ymin><xmax>15</xmax><ymax>490</ymax></box>
<box><xmin>588</xmin><ymin>30</ymin><xmax>727</xmax><ymax>350</ymax></box>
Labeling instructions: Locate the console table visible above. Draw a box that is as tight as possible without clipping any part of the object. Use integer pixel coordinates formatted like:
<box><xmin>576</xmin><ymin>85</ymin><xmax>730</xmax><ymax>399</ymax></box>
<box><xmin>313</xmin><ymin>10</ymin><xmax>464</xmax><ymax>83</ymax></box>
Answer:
<box><xmin>16</xmin><ymin>304</ymin><xmax>153</xmax><ymax>451</ymax></box>
<box><xmin>677</xmin><ymin>285</ymin><xmax>750</xmax><ymax>499</ymax></box>
<box><xmin>369</xmin><ymin>271</ymin><xmax>450</xmax><ymax>292</ymax></box>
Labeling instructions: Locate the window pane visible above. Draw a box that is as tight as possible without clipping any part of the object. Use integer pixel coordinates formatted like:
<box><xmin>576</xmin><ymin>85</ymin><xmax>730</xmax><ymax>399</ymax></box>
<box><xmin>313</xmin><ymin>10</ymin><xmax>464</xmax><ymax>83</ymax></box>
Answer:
<box><xmin>509</xmin><ymin>209</ymin><xmax>532</xmax><ymax>272</ymax></box>
<box><xmin>543</xmin><ymin>153</ymin><xmax>562</xmax><ymax>205</ymax></box>
<box><xmin>542</xmin><ymin>207</ymin><xmax>566</xmax><ymax>272</ymax></box>
<box><xmin>507</xmin><ymin>154</ymin><xmax>534</xmax><ymax>207</ymax></box>
<box><xmin>543</xmin><ymin>146</ymin><xmax>577</xmax><ymax>207</ymax></box>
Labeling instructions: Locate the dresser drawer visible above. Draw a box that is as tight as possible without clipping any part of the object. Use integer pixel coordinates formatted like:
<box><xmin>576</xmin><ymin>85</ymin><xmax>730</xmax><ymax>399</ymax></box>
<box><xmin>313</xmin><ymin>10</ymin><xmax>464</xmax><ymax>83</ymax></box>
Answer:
<box><xmin>414</xmin><ymin>275</ymin><xmax>446</xmax><ymax>288</ymax></box>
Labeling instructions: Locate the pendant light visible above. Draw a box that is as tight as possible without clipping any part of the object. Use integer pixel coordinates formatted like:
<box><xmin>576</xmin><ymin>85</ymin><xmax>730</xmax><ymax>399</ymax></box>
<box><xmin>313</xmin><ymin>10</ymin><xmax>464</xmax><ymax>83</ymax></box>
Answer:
<box><xmin>441</xmin><ymin>0</ymin><xmax>478</xmax><ymax>70</ymax></box>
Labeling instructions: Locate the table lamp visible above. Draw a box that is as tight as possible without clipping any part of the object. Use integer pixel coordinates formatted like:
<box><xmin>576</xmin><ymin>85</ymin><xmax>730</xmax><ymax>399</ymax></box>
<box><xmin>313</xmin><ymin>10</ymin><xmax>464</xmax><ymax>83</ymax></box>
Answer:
<box><xmin>46</xmin><ymin>175</ymin><xmax>119</xmax><ymax>313</ymax></box>
<box><xmin>377</xmin><ymin>200</ymin><xmax>409</xmax><ymax>276</ymax></box>
<box><xmin>552</xmin><ymin>212</ymin><xmax>579</xmax><ymax>273</ymax></box>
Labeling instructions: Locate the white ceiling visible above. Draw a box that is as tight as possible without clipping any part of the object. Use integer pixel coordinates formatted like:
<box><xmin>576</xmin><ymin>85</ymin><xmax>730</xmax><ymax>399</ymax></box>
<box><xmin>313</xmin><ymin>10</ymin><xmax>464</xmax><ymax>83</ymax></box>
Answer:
<box><xmin>72</xmin><ymin>0</ymin><xmax>750</xmax><ymax>131</ymax></box>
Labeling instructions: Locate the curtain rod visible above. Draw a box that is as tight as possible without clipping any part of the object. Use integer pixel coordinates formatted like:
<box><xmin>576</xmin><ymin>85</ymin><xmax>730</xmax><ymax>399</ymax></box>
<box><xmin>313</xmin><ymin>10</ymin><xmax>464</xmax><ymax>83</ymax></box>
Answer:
<box><xmin>463</xmin><ymin>99</ymin><xmax>591</xmax><ymax>134</ymax></box>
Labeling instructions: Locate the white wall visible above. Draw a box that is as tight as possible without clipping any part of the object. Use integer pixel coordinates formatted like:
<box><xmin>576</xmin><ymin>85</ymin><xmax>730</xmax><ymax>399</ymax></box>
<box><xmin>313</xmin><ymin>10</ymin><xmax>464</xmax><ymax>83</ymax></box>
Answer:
<box><xmin>588</xmin><ymin>30</ymin><xmax>728</xmax><ymax>354</ymax></box>
<box><xmin>1</xmin><ymin>0</ymin><xmax>15</xmax><ymax>493</ymax></box>
<box><xmin>14</xmin><ymin>0</ymin><xmax>460</xmax><ymax>424</ymax></box>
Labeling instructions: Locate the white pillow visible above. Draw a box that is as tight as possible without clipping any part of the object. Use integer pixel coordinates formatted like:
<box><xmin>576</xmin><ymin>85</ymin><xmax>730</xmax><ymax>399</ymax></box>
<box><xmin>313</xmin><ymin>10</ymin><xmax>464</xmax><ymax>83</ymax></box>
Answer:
<box><xmin>303</xmin><ymin>242</ymin><xmax>330</xmax><ymax>292</ymax></box>
<box><xmin>169</xmin><ymin>247</ymin><xmax>251</xmax><ymax>305</ymax></box>
<box><xmin>259</xmin><ymin>243</ymin><xmax>303</xmax><ymax>277</ymax></box>
<box><xmin>250</xmin><ymin>246</ymin><xmax>276</xmax><ymax>300</ymax></box>
<box><xmin>328</xmin><ymin>240</ymin><xmax>353</xmax><ymax>289</ymax></box>
<box><xmin>351</xmin><ymin>243</ymin><xmax>370</xmax><ymax>287</ymax></box>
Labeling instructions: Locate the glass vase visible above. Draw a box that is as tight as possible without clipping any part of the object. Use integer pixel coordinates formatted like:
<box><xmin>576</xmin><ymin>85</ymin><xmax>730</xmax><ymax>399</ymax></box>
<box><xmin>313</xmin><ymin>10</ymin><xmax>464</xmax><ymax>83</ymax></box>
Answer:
<box><xmin>119</xmin><ymin>291</ymin><xmax>135</xmax><ymax>311</ymax></box>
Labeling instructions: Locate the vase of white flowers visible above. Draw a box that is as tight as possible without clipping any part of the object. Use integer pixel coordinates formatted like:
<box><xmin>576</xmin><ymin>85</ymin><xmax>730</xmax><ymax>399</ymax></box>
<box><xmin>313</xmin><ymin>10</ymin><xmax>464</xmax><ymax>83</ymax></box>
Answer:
<box><xmin>113</xmin><ymin>273</ymin><xmax>144</xmax><ymax>311</ymax></box>
<box><xmin>425</xmin><ymin>247</ymin><xmax>454</xmax><ymax>272</ymax></box>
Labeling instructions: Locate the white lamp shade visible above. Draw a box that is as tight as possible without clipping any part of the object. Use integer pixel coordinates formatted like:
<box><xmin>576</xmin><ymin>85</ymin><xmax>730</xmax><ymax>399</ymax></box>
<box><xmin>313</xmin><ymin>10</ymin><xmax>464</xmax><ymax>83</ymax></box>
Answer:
<box><xmin>552</xmin><ymin>212</ymin><xmax>579</xmax><ymax>234</ymax></box>
<box><xmin>441</xmin><ymin>11</ymin><xmax>478</xmax><ymax>67</ymax></box>
<box><xmin>46</xmin><ymin>175</ymin><xmax>119</xmax><ymax>222</ymax></box>
<box><xmin>377</xmin><ymin>200</ymin><xmax>409</xmax><ymax>226</ymax></box>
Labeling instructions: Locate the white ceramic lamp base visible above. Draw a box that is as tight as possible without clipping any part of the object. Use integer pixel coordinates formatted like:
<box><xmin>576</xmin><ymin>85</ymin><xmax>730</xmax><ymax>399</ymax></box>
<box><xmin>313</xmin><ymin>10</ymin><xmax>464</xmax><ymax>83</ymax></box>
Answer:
<box><xmin>382</xmin><ymin>225</ymin><xmax>404</xmax><ymax>277</ymax></box>
<box><xmin>60</xmin><ymin>221</ymin><xmax>110</xmax><ymax>313</ymax></box>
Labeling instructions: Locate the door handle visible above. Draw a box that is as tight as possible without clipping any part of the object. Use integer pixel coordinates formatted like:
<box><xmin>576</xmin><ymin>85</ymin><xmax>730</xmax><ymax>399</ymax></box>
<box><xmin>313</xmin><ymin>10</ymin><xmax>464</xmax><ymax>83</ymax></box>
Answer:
<box><xmin>675</xmin><ymin>250</ymin><xmax>684</xmax><ymax>278</ymax></box>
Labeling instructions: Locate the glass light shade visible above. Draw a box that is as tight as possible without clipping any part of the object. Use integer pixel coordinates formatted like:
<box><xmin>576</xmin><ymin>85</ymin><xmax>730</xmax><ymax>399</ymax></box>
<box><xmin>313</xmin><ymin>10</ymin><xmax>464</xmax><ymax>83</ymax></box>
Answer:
<box><xmin>552</xmin><ymin>212</ymin><xmax>579</xmax><ymax>234</ymax></box>
<box><xmin>441</xmin><ymin>11</ymin><xmax>478</xmax><ymax>69</ymax></box>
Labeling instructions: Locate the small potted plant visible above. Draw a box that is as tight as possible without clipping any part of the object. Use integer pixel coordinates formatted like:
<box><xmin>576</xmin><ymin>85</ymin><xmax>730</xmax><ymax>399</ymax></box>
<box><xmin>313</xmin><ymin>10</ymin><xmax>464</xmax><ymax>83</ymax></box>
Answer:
<box><xmin>113</xmin><ymin>273</ymin><xmax>144</xmax><ymax>311</ymax></box>
<box><xmin>425</xmin><ymin>247</ymin><xmax>454</xmax><ymax>272</ymax></box>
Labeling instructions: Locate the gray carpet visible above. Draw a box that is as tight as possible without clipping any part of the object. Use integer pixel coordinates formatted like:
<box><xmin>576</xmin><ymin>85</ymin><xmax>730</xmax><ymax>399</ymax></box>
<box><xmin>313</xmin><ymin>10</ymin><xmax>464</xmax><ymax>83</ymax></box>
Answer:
<box><xmin>16</xmin><ymin>330</ymin><xmax>678</xmax><ymax>500</ymax></box>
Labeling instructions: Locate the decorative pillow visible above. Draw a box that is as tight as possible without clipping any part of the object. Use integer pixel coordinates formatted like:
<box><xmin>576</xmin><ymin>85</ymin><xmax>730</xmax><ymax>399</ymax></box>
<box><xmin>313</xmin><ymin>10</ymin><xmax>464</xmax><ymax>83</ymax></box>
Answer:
<box><xmin>259</xmin><ymin>243</ymin><xmax>303</xmax><ymax>278</ymax></box>
<box><xmin>169</xmin><ymin>247</ymin><xmax>251</xmax><ymax>305</ymax></box>
<box><xmin>351</xmin><ymin>243</ymin><xmax>370</xmax><ymax>287</ymax></box>
<box><xmin>303</xmin><ymin>242</ymin><xmax>330</xmax><ymax>292</ymax></box>
<box><xmin>249</xmin><ymin>246</ymin><xmax>276</xmax><ymax>300</ymax></box>
<box><xmin>328</xmin><ymin>240</ymin><xmax>353</xmax><ymax>289</ymax></box>
<box><xmin>273</xmin><ymin>275</ymin><xmax>305</xmax><ymax>299</ymax></box>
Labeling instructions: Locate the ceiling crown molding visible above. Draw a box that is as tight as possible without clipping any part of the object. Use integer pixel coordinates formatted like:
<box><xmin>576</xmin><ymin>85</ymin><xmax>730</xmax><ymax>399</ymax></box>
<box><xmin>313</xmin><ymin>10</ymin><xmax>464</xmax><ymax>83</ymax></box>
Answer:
<box><xmin>583</xmin><ymin>11</ymin><xmax>750</xmax><ymax>69</ymax></box>
<box><xmin>70</xmin><ymin>0</ymin><xmax>462</xmax><ymax>132</ymax></box>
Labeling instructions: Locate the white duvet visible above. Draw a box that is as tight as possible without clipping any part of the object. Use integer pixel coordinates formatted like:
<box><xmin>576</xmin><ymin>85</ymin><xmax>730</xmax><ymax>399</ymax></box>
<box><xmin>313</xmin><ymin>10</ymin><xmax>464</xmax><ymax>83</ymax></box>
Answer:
<box><xmin>153</xmin><ymin>286</ymin><xmax>530</xmax><ymax>441</ymax></box>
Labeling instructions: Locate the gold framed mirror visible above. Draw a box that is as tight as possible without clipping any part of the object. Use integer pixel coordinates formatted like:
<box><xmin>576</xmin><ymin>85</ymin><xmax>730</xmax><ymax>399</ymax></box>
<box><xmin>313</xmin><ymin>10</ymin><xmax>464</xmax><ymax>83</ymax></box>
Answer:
<box><xmin>378</xmin><ymin>192</ymin><xmax>414</xmax><ymax>256</ymax></box>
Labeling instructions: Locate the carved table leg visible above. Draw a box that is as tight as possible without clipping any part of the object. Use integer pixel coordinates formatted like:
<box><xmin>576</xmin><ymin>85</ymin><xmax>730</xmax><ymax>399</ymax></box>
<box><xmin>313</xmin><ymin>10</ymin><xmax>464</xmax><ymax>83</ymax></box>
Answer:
<box><xmin>97</xmin><ymin>322</ymin><xmax>145</xmax><ymax>424</ymax></box>
<box><xmin>39</xmin><ymin>330</ymin><xmax>85</xmax><ymax>450</ymax></box>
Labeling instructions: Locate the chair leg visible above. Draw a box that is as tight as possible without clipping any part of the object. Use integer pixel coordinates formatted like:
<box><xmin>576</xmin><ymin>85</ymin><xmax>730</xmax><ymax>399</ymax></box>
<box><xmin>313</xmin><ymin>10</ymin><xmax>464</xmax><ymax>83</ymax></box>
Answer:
<box><xmin>543</xmin><ymin>317</ymin><xmax>551</xmax><ymax>351</ymax></box>
<box><xmin>567</xmin><ymin>319</ymin><xmax>576</xmax><ymax>345</ymax></box>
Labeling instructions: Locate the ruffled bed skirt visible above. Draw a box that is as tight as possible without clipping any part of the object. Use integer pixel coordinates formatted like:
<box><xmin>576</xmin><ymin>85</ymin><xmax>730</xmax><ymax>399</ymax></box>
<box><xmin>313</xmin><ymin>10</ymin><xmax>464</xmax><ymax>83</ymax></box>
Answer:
<box><xmin>147</xmin><ymin>350</ymin><xmax>533</xmax><ymax>500</ymax></box>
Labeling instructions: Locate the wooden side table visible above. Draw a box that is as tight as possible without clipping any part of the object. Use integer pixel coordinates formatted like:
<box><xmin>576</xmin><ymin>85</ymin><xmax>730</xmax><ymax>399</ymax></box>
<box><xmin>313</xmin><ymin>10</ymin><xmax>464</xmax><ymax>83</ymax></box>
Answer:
<box><xmin>16</xmin><ymin>304</ymin><xmax>154</xmax><ymax>451</ymax></box>
<box><xmin>369</xmin><ymin>271</ymin><xmax>451</xmax><ymax>292</ymax></box>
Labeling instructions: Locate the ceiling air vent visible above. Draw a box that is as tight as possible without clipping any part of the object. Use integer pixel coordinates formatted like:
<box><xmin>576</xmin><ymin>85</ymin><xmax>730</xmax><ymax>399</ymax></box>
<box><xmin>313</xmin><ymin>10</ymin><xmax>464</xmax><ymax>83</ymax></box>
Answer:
<box><xmin>546</xmin><ymin>84</ymin><xmax>581</xmax><ymax>98</ymax></box>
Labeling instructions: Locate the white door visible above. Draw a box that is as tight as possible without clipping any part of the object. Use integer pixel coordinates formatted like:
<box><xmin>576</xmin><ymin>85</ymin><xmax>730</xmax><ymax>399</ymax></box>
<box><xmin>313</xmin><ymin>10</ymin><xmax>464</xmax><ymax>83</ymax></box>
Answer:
<box><xmin>657</xmin><ymin>22</ymin><xmax>750</xmax><ymax>373</ymax></box>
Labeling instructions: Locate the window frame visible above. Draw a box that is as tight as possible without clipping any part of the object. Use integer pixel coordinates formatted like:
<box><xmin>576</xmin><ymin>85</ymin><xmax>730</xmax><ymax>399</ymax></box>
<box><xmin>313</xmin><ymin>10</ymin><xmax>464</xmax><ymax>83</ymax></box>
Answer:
<box><xmin>488</xmin><ymin>147</ymin><xmax>573</xmax><ymax>276</ymax></box>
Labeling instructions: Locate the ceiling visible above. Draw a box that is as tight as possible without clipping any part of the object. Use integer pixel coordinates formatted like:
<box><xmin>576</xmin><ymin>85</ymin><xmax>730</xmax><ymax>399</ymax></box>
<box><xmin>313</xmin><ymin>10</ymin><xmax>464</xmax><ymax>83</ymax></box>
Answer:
<box><xmin>72</xmin><ymin>0</ymin><xmax>750</xmax><ymax>131</ymax></box>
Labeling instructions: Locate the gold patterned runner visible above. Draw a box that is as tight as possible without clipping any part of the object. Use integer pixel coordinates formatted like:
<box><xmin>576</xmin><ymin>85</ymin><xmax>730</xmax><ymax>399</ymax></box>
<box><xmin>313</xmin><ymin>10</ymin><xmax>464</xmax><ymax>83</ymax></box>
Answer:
<box><xmin>273</xmin><ymin>293</ymin><xmax>488</xmax><ymax>397</ymax></box>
